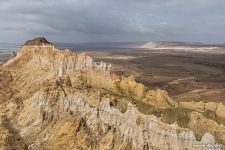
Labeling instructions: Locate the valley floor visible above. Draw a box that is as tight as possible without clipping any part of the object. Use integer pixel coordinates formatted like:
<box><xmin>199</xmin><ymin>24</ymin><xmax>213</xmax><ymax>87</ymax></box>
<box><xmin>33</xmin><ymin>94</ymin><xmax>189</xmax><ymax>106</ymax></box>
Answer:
<box><xmin>83</xmin><ymin>48</ymin><xmax>225</xmax><ymax>102</ymax></box>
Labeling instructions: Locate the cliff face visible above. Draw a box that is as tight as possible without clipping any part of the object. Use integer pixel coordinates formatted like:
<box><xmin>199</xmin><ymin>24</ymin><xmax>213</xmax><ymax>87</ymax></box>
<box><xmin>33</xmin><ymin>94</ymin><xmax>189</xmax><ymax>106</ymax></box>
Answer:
<box><xmin>18</xmin><ymin>89</ymin><xmax>215</xmax><ymax>150</ymax></box>
<box><xmin>1</xmin><ymin>38</ymin><xmax>225</xmax><ymax>150</ymax></box>
<box><xmin>5</xmin><ymin>43</ymin><xmax>175</xmax><ymax>109</ymax></box>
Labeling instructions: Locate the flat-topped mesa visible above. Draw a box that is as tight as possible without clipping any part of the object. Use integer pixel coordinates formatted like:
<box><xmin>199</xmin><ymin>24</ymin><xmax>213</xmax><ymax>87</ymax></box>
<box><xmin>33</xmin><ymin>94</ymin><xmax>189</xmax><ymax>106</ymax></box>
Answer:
<box><xmin>23</xmin><ymin>37</ymin><xmax>53</xmax><ymax>46</ymax></box>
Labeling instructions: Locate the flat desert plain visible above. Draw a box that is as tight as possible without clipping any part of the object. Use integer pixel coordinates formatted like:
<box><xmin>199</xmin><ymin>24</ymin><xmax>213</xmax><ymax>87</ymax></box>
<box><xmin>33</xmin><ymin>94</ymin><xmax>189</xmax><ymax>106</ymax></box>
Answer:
<box><xmin>83</xmin><ymin>47</ymin><xmax>225</xmax><ymax>102</ymax></box>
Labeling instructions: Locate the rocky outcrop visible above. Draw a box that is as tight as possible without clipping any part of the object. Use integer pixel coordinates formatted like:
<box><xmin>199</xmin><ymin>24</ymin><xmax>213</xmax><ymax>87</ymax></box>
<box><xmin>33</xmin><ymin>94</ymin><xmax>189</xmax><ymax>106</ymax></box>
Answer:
<box><xmin>23</xmin><ymin>37</ymin><xmax>52</xmax><ymax>46</ymax></box>
<box><xmin>16</xmin><ymin>88</ymin><xmax>217</xmax><ymax>150</ymax></box>
<box><xmin>1</xmin><ymin>38</ymin><xmax>225</xmax><ymax>149</ymax></box>
<box><xmin>180</xmin><ymin>101</ymin><xmax>225</xmax><ymax>119</ymax></box>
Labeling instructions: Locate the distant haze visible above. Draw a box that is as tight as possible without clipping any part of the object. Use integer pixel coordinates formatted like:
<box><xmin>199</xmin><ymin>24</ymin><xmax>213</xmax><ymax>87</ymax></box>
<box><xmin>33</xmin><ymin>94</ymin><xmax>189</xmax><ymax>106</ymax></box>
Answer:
<box><xmin>0</xmin><ymin>0</ymin><xmax>225</xmax><ymax>43</ymax></box>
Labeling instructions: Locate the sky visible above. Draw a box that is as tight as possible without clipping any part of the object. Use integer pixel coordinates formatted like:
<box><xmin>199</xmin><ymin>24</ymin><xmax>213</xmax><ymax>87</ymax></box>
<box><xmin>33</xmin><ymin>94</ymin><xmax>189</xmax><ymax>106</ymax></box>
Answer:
<box><xmin>0</xmin><ymin>0</ymin><xmax>225</xmax><ymax>43</ymax></box>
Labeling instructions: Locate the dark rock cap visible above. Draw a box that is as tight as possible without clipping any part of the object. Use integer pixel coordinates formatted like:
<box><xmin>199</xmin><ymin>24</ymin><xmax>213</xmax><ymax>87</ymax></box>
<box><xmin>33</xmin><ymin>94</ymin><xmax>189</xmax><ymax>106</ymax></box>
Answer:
<box><xmin>23</xmin><ymin>37</ymin><xmax>52</xmax><ymax>46</ymax></box>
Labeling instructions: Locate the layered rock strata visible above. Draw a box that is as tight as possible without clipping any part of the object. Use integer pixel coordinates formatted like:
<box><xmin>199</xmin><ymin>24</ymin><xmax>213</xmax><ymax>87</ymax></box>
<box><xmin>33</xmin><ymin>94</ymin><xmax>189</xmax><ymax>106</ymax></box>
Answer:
<box><xmin>1</xmin><ymin>37</ymin><xmax>225</xmax><ymax>150</ymax></box>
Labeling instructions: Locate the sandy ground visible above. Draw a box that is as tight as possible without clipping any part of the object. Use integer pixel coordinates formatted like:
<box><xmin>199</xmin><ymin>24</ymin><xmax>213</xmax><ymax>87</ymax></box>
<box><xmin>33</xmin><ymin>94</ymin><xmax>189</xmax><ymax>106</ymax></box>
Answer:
<box><xmin>82</xmin><ymin>48</ymin><xmax>225</xmax><ymax>102</ymax></box>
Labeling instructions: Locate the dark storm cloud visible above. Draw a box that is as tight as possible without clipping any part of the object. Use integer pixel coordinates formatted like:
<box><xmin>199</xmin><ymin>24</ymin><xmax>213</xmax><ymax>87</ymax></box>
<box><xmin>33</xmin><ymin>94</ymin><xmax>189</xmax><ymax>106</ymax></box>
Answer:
<box><xmin>0</xmin><ymin>0</ymin><xmax>225</xmax><ymax>43</ymax></box>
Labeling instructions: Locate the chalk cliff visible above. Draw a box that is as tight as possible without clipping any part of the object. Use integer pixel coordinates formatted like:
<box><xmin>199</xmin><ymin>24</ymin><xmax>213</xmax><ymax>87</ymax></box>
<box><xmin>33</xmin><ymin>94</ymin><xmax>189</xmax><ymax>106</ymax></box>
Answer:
<box><xmin>0</xmin><ymin>37</ymin><xmax>225</xmax><ymax>150</ymax></box>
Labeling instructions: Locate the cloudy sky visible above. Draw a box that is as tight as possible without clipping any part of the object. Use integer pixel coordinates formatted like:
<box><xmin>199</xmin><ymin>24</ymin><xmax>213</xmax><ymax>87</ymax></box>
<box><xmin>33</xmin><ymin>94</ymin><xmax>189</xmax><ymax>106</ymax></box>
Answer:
<box><xmin>0</xmin><ymin>0</ymin><xmax>225</xmax><ymax>43</ymax></box>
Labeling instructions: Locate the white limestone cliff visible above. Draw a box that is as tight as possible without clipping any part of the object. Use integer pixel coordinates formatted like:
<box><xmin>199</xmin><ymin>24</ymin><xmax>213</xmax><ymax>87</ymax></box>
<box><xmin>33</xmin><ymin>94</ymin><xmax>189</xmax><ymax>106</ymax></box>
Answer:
<box><xmin>17</xmin><ymin>90</ymin><xmax>217</xmax><ymax>150</ymax></box>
